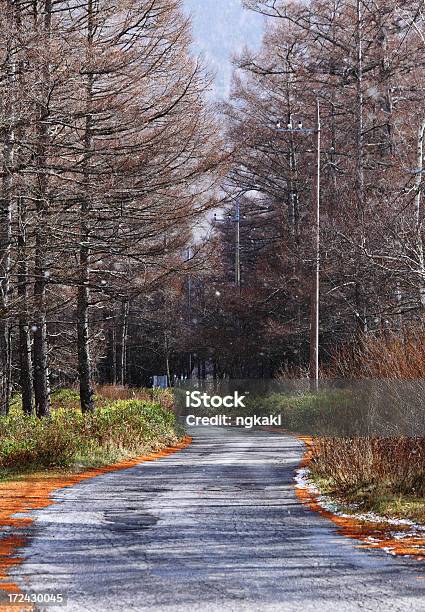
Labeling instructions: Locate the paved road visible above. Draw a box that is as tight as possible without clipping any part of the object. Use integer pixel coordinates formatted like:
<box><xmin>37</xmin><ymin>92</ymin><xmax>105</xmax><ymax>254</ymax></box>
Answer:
<box><xmin>10</xmin><ymin>427</ymin><xmax>425</xmax><ymax>611</ymax></box>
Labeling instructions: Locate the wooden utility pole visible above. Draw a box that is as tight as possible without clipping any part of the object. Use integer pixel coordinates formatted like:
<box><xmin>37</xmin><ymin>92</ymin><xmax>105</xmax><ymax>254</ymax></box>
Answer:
<box><xmin>235</xmin><ymin>200</ymin><xmax>241</xmax><ymax>291</ymax></box>
<box><xmin>275</xmin><ymin>102</ymin><xmax>321</xmax><ymax>386</ymax></box>
<box><xmin>309</xmin><ymin>99</ymin><xmax>321</xmax><ymax>390</ymax></box>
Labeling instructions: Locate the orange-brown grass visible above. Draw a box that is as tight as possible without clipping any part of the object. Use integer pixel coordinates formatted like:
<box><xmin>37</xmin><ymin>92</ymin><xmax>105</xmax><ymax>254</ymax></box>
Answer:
<box><xmin>95</xmin><ymin>384</ymin><xmax>150</xmax><ymax>401</ymax></box>
<box><xmin>327</xmin><ymin>327</ymin><xmax>425</xmax><ymax>379</ymax></box>
<box><xmin>320</xmin><ymin>330</ymin><xmax>425</xmax><ymax>523</ymax></box>
<box><xmin>310</xmin><ymin>437</ymin><xmax>425</xmax><ymax>500</ymax></box>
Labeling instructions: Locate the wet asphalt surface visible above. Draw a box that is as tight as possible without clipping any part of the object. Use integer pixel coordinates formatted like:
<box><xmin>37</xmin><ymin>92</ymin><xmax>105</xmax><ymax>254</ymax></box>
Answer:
<box><xmin>9</xmin><ymin>427</ymin><xmax>425</xmax><ymax>611</ymax></box>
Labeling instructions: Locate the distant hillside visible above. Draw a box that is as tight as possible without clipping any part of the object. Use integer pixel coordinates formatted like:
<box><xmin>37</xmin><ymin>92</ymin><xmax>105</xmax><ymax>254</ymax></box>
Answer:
<box><xmin>184</xmin><ymin>0</ymin><xmax>264</xmax><ymax>98</ymax></box>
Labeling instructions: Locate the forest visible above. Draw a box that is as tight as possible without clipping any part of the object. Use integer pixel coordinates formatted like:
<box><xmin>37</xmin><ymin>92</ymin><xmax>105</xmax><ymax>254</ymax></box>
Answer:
<box><xmin>1</xmin><ymin>0</ymin><xmax>425</xmax><ymax>417</ymax></box>
<box><xmin>1</xmin><ymin>3</ymin><xmax>425</xmax><ymax>604</ymax></box>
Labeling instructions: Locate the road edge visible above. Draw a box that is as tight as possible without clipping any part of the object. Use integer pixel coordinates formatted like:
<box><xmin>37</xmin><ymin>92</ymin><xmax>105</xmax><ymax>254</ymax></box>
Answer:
<box><xmin>295</xmin><ymin>437</ymin><xmax>425</xmax><ymax>560</ymax></box>
<box><xmin>0</xmin><ymin>435</ymin><xmax>193</xmax><ymax>608</ymax></box>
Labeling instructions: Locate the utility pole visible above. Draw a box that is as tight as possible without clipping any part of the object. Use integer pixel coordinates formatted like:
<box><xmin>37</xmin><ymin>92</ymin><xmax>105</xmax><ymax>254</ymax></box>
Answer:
<box><xmin>309</xmin><ymin>99</ymin><xmax>321</xmax><ymax>391</ymax></box>
<box><xmin>213</xmin><ymin>200</ymin><xmax>242</xmax><ymax>293</ymax></box>
<box><xmin>186</xmin><ymin>246</ymin><xmax>193</xmax><ymax>378</ymax></box>
<box><xmin>235</xmin><ymin>200</ymin><xmax>241</xmax><ymax>291</ymax></box>
<box><xmin>275</xmin><ymin>99</ymin><xmax>321</xmax><ymax>389</ymax></box>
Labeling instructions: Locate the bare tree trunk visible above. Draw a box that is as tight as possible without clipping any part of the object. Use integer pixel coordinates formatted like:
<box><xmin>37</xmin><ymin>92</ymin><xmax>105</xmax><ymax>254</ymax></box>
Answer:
<box><xmin>77</xmin><ymin>0</ymin><xmax>95</xmax><ymax>413</ymax></box>
<box><xmin>33</xmin><ymin>228</ymin><xmax>50</xmax><ymax>418</ymax></box>
<box><xmin>33</xmin><ymin>247</ymin><xmax>50</xmax><ymax>418</ymax></box>
<box><xmin>108</xmin><ymin>310</ymin><xmax>117</xmax><ymax>384</ymax></box>
<box><xmin>112</xmin><ymin>320</ymin><xmax>117</xmax><ymax>384</ymax></box>
<box><xmin>164</xmin><ymin>330</ymin><xmax>172</xmax><ymax>387</ymax></box>
<box><xmin>354</xmin><ymin>0</ymin><xmax>368</xmax><ymax>333</ymax></box>
<box><xmin>77</xmin><ymin>274</ymin><xmax>93</xmax><ymax>411</ymax></box>
<box><xmin>329</xmin><ymin>100</ymin><xmax>338</xmax><ymax>210</ymax></box>
<box><xmin>355</xmin><ymin>0</ymin><xmax>365</xmax><ymax>217</ymax></box>
<box><xmin>77</xmin><ymin>202</ymin><xmax>94</xmax><ymax>411</ymax></box>
<box><xmin>18</xmin><ymin>197</ymin><xmax>33</xmax><ymax>415</ymax></box>
<box><xmin>285</xmin><ymin>74</ymin><xmax>300</xmax><ymax>242</ymax></box>
<box><xmin>0</xmin><ymin>1</ymin><xmax>15</xmax><ymax>415</ymax></box>
<box><xmin>33</xmin><ymin>0</ymin><xmax>52</xmax><ymax>418</ymax></box>
<box><xmin>14</xmin><ymin>5</ymin><xmax>33</xmax><ymax>416</ymax></box>
<box><xmin>120</xmin><ymin>300</ymin><xmax>129</xmax><ymax>386</ymax></box>
<box><xmin>376</xmin><ymin>10</ymin><xmax>393</xmax><ymax>156</ymax></box>
<box><xmin>115</xmin><ymin>300</ymin><xmax>129</xmax><ymax>386</ymax></box>
<box><xmin>0</xmin><ymin>160</ymin><xmax>12</xmax><ymax>417</ymax></box>
<box><xmin>309</xmin><ymin>99</ymin><xmax>320</xmax><ymax>391</ymax></box>
<box><xmin>415</xmin><ymin>120</ymin><xmax>425</xmax><ymax>309</ymax></box>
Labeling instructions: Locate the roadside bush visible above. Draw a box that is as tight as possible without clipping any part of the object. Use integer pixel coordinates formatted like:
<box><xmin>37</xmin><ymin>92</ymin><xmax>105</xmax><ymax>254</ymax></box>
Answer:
<box><xmin>81</xmin><ymin>400</ymin><xmax>178</xmax><ymax>451</ymax></box>
<box><xmin>0</xmin><ymin>413</ymin><xmax>78</xmax><ymax>468</ymax></box>
<box><xmin>305</xmin><ymin>416</ymin><xmax>425</xmax><ymax>521</ymax></box>
<box><xmin>310</xmin><ymin>437</ymin><xmax>425</xmax><ymax>501</ymax></box>
<box><xmin>260</xmin><ymin>381</ymin><xmax>425</xmax><ymax>517</ymax></box>
<box><xmin>327</xmin><ymin>327</ymin><xmax>425</xmax><ymax>379</ymax></box>
<box><xmin>0</xmin><ymin>399</ymin><xmax>181</xmax><ymax>474</ymax></box>
<box><xmin>311</xmin><ymin>332</ymin><xmax>425</xmax><ymax>516</ymax></box>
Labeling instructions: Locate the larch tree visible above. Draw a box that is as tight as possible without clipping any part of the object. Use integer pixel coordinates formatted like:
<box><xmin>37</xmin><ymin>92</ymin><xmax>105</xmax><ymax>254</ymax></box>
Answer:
<box><xmin>0</xmin><ymin>0</ymin><xmax>224</xmax><ymax>412</ymax></box>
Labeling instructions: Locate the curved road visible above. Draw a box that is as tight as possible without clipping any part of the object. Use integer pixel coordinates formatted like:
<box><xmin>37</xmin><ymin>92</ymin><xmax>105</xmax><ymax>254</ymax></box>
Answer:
<box><xmin>10</xmin><ymin>427</ymin><xmax>425</xmax><ymax>611</ymax></box>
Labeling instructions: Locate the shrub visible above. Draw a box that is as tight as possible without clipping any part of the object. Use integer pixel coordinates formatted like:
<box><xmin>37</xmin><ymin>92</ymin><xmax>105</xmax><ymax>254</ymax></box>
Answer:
<box><xmin>0</xmin><ymin>398</ymin><xmax>181</xmax><ymax>474</ymax></box>
<box><xmin>327</xmin><ymin>327</ymin><xmax>425</xmax><ymax>379</ymax></box>
<box><xmin>310</xmin><ymin>437</ymin><xmax>425</xmax><ymax>499</ymax></box>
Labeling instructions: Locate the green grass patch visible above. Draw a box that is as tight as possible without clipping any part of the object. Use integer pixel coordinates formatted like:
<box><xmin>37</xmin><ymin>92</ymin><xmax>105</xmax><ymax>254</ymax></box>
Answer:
<box><xmin>256</xmin><ymin>388</ymin><xmax>353</xmax><ymax>434</ymax></box>
<box><xmin>309</xmin><ymin>471</ymin><xmax>425</xmax><ymax>523</ymax></box>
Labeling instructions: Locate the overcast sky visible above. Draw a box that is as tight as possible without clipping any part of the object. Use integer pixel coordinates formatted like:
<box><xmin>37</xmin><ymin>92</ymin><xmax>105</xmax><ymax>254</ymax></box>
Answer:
<box><xmin>183</xmin><ymin>0</ymin><xmax>265</xmax><ymax>99</ymax></box>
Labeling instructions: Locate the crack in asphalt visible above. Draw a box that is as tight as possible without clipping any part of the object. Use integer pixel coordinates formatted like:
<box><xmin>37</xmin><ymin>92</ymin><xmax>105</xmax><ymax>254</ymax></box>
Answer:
<box><xmin>10</xmin><ymin>427</ymin><xmax>425</xmax><ymax>611</ymax></box>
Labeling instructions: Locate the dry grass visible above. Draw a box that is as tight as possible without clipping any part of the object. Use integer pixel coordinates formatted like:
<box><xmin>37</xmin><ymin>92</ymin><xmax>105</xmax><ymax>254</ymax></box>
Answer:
<box><xmin>310</xmin><ymin>437</ymin><xmax>425</xmax><ymax>521</ymax></box>
<box><xmin>327</xmin><ymin>327</ymin><xmax>425</xmax><ymax>379</ymax></box>
<box><xmin>311</xmin><ymin>437</ymin><xmax>425</xmax><ymax>496</ymax></box>
<box><xmin>95</xmin><ymin>384</ymin><xmax>150</xmax><ymax>401</ymax></box>
<box><xmin>312</xmin><ymin>330</ymin><xmax>425</xmax><ymax>521</ymax></box>
<box><xmin>95</xmin><ymin>385</ymin><xmax>174</xmax><ymax>410</ymax></box>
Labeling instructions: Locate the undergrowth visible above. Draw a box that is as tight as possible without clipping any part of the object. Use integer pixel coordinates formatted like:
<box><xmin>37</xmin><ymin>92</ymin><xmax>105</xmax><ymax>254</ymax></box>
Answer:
<box><xmin>0</xmin><ymin>387</ymin><xmax>181</xmax><ymax>478</ymax></box>
<box><xmin>309</xmin><ymin>437</ymin><xmax>425</xmax><ymax>522</ymax></box>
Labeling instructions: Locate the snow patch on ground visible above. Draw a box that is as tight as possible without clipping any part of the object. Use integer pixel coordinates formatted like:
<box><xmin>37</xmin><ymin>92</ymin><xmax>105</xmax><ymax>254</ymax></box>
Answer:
<box><xmin>294</xmin><ymin>466</ymin><xmax>425</xmax><ymax>552</ymax></box>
